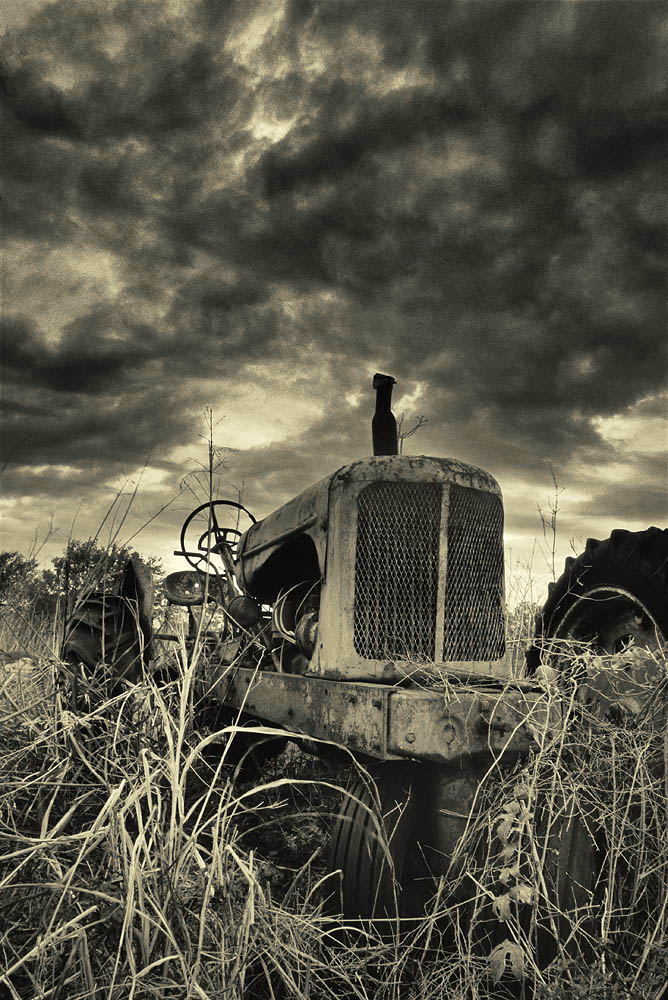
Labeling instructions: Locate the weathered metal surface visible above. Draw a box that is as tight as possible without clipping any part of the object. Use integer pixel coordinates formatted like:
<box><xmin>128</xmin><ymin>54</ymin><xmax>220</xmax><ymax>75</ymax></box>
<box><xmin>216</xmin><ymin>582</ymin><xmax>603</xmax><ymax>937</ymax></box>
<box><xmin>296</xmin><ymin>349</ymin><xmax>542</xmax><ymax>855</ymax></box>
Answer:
<box><xmin>207</xmin><ymin>666</ymin><xmax>558</xmax><ymax>764</ymax></box>
<box><xmin>329</xmin><ymin>454</ymin><xmax>501</xmax><ymax>494</ymax></box>
<box><xmin>237</xmin><ymin>481</ymin><xmax>330</xmax><ymax>596</ymax></box>
<box><xmin>236</xmin><ymin>454</ymin><xmax>510</xmax><ymax>681</ymax></box>
<box><xmin>238</xmin><ymin>456</ymin><xmax>501</xmax><ymax>594</ymax></box>
<box><xmin>163</xmin><ymin>570</ymin><xmax>206</xmax><ymax>606</ymax></box>
<box><xmin>426</xmin><ymin>767</ymin><xmax>487</xmax><ymax>883</ymax></box>
<box><xmin>387</xmin><ymin>684</ymin><xmax>557</xmax><ymax>762</ymax></box>
<box><xmin>211</xmin><ymin>667</ymin><xmax>390</xmax><ymax>757</ymax></box>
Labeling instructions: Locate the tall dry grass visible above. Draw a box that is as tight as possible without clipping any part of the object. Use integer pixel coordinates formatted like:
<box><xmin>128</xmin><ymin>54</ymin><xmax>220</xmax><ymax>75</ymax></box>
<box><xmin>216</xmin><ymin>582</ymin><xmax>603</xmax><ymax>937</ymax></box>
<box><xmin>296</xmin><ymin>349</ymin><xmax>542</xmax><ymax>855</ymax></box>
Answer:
<box><xmin>1</xmin><ymin>597</ymin><xmax>666</xmax><ymax>999</ymax></box>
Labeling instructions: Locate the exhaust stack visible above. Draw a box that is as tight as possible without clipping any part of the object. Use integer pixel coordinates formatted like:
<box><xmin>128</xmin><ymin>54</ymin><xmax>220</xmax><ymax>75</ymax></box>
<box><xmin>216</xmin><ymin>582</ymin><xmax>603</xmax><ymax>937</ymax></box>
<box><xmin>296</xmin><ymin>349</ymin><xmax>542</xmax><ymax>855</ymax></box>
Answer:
<box><xmin>372</xmin><ymin>373</ymin><xmax>398</xmax><ymax>456</ymax></box>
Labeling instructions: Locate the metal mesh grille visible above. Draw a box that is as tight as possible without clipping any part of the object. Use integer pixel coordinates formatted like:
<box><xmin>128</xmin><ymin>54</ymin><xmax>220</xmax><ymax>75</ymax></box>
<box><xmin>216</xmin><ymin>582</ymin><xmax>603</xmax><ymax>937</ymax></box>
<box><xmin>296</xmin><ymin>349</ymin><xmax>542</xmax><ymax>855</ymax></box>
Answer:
<box><xmin>443</xmin><ymin>486</ymin><xmax>505</xmax><ymax>661</ymax></box>
<box><xmin>354</xmin><ymin>482</ymin><xmax>441</xmax><ymax>660</ymax></box>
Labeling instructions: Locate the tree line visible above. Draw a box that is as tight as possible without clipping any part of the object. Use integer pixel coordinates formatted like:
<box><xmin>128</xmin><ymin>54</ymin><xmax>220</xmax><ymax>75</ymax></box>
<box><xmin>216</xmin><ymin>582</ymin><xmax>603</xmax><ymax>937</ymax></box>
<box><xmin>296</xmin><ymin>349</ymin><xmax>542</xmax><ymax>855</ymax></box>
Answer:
<box><xmin>0</xmin><ymin>540</ymin><xmax>163</xmax><ymax>619</ymax></box>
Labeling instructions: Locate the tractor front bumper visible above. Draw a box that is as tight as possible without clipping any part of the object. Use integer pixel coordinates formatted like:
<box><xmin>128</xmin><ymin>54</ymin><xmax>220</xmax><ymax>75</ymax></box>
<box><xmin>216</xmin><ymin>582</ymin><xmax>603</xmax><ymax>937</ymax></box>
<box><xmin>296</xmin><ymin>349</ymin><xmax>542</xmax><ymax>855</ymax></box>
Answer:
<box><xmin>204</xmin><ymin>665</ymin><xmax>559</xmax><ymax>765</ymax></box>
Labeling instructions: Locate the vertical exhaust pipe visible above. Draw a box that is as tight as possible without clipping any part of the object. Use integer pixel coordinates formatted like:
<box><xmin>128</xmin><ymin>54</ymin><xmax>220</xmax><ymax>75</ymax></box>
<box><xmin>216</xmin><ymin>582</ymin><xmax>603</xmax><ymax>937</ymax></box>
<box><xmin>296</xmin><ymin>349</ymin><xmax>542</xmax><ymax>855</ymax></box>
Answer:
<box><xmin>372</xmin><ymin>373</ymin><xmax>398</xmax><ymax>456</ymax></box>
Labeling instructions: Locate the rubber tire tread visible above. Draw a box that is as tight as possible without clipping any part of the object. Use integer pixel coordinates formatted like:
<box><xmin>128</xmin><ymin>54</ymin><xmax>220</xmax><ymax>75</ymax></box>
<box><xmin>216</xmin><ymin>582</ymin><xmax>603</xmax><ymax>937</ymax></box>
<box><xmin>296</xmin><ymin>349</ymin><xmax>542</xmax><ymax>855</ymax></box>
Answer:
<box><xmin>527</xmin><ymin>526</ymin><xmax>668</xmax><ymax>671</ymax></box>
<box><xmin>521</xmin><ymin>527</ymin><xmax>666</xmax><ymax>975</ymax></box>
<box><xmin>326</xmin><ymin>763</ymin><xmax>427</xmax><ymax>921</ymax></box>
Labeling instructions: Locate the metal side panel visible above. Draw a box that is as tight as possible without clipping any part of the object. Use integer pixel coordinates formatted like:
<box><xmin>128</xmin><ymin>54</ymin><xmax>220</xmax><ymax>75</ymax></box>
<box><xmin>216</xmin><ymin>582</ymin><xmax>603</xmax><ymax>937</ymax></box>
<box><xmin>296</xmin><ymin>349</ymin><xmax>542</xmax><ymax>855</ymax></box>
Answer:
<box><xmin>237</xmin><ymin>476</ymin><xmax>330</xmax><ymax>595</ymax></box>
<box><xmin>209</xmin><ymin>667</ymin><xmax>559</xmax><ymax>764</ymax></box>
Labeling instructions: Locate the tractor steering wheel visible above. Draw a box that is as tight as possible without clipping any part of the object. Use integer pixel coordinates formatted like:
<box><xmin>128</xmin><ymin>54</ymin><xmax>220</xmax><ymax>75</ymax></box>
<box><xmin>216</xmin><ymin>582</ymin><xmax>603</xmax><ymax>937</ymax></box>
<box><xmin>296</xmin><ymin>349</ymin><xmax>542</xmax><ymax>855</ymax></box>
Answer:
<box><xmin>179</xmin><ymin>500</ymin><xmax>256</xmax><ymax>573</ymax></box>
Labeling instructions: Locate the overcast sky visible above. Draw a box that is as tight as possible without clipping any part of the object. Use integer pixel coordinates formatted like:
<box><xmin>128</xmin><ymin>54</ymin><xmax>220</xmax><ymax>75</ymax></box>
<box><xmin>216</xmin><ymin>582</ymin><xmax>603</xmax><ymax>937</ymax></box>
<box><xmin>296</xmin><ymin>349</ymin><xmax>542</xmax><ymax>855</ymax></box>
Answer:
<box><xmin>2</xmin><ymin>0</ymin><xmax>667</xmax><ymax>606</ymax></box>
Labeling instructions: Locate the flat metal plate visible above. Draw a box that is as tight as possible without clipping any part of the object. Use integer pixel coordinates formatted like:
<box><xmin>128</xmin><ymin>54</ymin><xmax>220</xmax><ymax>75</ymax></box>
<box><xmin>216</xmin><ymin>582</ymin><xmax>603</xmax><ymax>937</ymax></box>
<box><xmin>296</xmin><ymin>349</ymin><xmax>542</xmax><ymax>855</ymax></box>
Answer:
<box><xmin>387</xmin><ymin>685</ymin><xmax>558</xmax><ymax>762</ymax></box>
<box><xmin>211</xmin><ymin>667</ymin><xmax>389</xmax><ymax>757</ymax></box>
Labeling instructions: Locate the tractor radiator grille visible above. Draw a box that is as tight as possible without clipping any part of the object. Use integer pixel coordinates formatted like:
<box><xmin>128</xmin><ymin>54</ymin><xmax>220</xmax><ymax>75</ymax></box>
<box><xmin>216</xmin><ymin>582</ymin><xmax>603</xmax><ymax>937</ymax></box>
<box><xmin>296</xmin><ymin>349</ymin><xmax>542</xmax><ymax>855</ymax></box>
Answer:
<box><xmin>443</xmin><ymin>486</ymin><xmax>505</xmax><ymax>661</ymax></box>
<box><xmin>354</xmin><ymin>482</ymin><xmax>441</xmax><ymax>660</ymax></box>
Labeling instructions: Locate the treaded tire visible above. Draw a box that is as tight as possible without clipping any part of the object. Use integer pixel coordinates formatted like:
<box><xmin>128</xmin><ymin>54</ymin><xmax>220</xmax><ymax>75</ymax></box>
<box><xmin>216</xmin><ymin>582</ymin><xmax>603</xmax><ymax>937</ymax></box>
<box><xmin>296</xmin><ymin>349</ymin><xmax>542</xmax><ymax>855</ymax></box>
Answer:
<box><xmin>518</xmin><ymin>526</ymin><xmax>667</xmax><ymax>991</ymax></box>
<box><xmin>527</xmin><ymin>526</ymin><xmax>668</xmax><ymax>671</ymax></box>
<box><xmin>326</xmin><ymin>762</ymin><xmax>436</xmax><ymax>923</ymax></box>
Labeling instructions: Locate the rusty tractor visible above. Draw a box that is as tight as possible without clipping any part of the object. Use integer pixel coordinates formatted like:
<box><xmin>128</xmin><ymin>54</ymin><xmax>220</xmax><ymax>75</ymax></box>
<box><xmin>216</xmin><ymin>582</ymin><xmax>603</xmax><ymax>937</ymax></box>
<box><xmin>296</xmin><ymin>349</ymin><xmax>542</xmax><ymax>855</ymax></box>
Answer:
<box><xmin>64</xmin><ymin>373</ymin><xmax>668</xmax><ymax>965</ymax></box>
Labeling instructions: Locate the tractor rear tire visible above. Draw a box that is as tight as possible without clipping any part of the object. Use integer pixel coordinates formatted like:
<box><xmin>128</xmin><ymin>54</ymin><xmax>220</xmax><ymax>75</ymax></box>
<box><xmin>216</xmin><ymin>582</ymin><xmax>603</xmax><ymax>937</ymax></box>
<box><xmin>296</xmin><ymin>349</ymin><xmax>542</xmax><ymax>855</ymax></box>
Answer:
<box><xmin>519</xmin><ymin>526</ymin><xmax>667</xmax><ymax>987</ymax></box>
<box><xmin>527</xmin><ymin>526</ymin><xmax>668</xmax><ymax>671</ymax></box>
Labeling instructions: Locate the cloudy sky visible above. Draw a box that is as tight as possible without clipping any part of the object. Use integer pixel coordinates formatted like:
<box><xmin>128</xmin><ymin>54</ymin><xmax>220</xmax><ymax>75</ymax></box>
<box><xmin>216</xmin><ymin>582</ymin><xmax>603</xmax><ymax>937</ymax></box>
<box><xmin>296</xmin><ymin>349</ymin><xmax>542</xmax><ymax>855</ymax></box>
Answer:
<box><xmin>2</xmin><ymin>0</ymin><xmax>666</xmax><ymax>606</ymax></box>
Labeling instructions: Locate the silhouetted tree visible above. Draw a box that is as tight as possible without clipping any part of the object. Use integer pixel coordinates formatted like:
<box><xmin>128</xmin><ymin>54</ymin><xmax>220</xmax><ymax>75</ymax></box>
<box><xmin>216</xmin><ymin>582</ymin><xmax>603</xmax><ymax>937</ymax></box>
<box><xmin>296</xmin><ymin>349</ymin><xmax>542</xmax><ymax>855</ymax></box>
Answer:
<box><xmin>0</xmin><ymin>551</ymin><xmax>38</xmax><ymax>605</ymax></box>
<box><xmin>1</xmin><ymin>540</ymin><xmax>162</xmax><ymax>619</ymax></box>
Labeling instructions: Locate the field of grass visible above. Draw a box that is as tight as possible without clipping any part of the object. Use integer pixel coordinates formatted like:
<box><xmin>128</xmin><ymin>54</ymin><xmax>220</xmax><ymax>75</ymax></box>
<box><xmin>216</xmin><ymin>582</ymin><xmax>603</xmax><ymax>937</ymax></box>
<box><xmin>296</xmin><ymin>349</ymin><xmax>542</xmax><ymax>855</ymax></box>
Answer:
<box><xmin>1</xmin><ymin>601</ymin><xmax>667</xmax><ymax>1000</ymax></box>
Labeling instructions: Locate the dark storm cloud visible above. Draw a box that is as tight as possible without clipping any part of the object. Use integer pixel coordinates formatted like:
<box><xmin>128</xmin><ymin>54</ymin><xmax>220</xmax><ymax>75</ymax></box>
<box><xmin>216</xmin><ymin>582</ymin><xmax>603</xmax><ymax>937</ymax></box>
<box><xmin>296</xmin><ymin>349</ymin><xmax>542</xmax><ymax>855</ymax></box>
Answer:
<box><xmin>2</xmin><ymin>0</ymin><xmax>666</xmax><ymax>533</ymax></box>
<box><xmin>2</xmin><ymin>0</ymin><xmax>255</xmax><ymax>258</ymax></box>
<box><xmin>258</xmin><ymin>83</ymin><xmax>476</xmax><ymax>197</ymax></box>
<box><xmin>499</xmin><ymin>468</ymin><xmax>668</xmax><ymax>541</ymax></box>
<box><xmin>0</xmin><ymin>378</ymin><xmax>198</xmax><ymax>497</ymax></box>
<box><xmin>166</xmin><ymin>273</ymin><xmax>273</xmax><ymax>348</ymax></box>
<box><xmin>77</xmin><ymin>158</ymin><xmax>144</xmax><ymax>217</ymax></box>
<box><xmin>3</xmin><ymin>1</ymin><xmax>246</xmax><ymax>141</ymax></box>
<box><xmin>574</xmin><ymin>445</ymin><xmax>668</xmax><ymax>525</ymax></box>
<box><xmin>2</xmin><ymin>103</ymin><xmax>81</xmax><ymax>243</ymax></box>
<box><xmin>2</xmin><ymin>60</ymin><xmax>85</xmax><ymax>138</ymax></box>
<box><xmin>578</xmin><ymin>482</ymin><xmax>668</xmax><ymax>526</ymax></box>
<box><xmin>1</xmin><ymin>312</ymin><xmax>161</xmax><ymax>393</ymax></box>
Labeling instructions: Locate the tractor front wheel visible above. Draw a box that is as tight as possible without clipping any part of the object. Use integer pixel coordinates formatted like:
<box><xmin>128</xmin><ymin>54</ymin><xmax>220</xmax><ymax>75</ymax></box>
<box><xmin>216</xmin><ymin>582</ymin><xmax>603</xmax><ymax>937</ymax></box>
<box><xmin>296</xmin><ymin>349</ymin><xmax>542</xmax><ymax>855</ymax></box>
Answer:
<box><xmin>326</xmin><ymin>762</ymin><xmax>479</xmax><ymax>929</ymax></box>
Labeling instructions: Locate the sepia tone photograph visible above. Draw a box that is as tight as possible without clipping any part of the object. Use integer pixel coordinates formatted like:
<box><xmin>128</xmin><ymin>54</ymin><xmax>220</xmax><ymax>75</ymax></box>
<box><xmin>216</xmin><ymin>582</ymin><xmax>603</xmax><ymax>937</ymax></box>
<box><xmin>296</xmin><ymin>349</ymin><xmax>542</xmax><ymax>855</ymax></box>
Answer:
<box><xmin>1</xmin><ymin>1</ymin><xmax>667</xmax><ymax>997</ymax></box>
